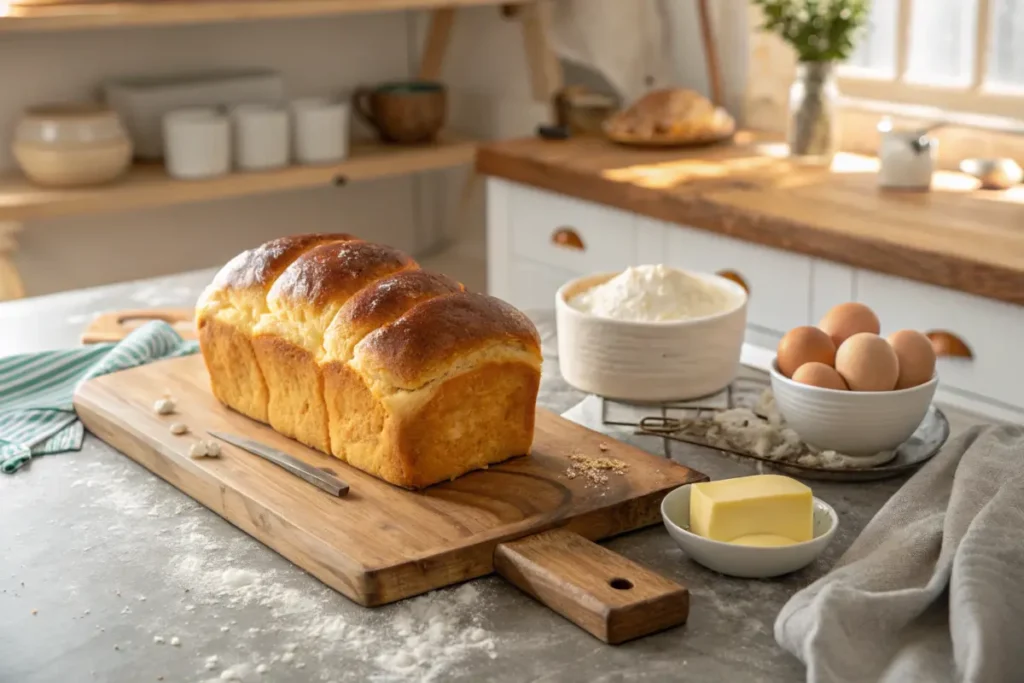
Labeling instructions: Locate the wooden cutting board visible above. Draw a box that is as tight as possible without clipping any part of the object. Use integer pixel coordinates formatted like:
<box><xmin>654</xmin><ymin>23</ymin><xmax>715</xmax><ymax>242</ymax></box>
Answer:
<box><xmin>81</xmin><ymin>308</ymin><xmax>195</xmax><ymax>344</ymax></box>
<box><xmin>73</xmin><ymin>355</ymin><xmax>707</xmax><ymax>644</ymax></box>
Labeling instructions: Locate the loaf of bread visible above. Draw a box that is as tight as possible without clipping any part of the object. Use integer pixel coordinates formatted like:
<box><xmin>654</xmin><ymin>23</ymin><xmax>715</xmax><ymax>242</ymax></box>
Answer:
<box><xmin>196</xmin><ymin>234</ymin><xmax>542</xmax><ymax>488</ymax></box>
<box><xmin>604</xmin><ymin>88</ymin><xmax>735</xmax><ymax>145</ymax></box>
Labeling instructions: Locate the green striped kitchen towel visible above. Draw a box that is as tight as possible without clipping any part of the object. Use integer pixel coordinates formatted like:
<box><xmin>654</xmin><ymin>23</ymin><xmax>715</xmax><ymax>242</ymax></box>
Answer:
<box><xmin>0</xmin><ymin>321</ymin><xmax>198</xmax><ymax>474</ymax></box>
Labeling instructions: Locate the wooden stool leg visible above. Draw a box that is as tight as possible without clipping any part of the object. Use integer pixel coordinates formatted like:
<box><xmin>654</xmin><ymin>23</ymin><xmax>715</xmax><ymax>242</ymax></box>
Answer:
<box><xmin>519</xmin><ymin>0</ymin><xmax>563</xmax><ymax>114</ymax></box>
<box><xmin>0</xmin><ymin>222</ymin><xmax>25</xmax><ymax>301</ymax></box>
<box><xmin>696</xmin><ymin>0</ymin><xmax>724</xmax><ymax>107</ymax></box>
<box><xmin>419</xmin><ymin>8</ymin><xmax>457</xmax><ymax>81</ymax></box>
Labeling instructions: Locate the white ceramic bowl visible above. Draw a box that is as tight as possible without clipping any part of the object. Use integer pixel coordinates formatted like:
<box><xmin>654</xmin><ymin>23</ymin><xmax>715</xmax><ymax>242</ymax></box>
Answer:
<box><xmin>555</xmin><ymin>270</ymin><xmax>747</xmax><ymax>402</ymax></box>
<box><xmin>661</xmin><ymin>483</ymin><xmax>837</xmax><ymax>578</ymax></box>
<box><xmin>769</xmin><ymin>359</ymin><xmax>938</xmax><ymax>456</ymax></box>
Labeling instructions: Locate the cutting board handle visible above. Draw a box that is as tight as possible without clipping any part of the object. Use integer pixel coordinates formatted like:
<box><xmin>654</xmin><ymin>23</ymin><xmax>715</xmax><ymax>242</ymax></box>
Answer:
<box><xmin>81</xmin><ymin>307</ymin><xmax>196</xmax><ymax>344</ymax></box>
<box><xmin>493</xmin><ymin>528</ymin><xmax>689</xmax><ymax>644</ymax></box>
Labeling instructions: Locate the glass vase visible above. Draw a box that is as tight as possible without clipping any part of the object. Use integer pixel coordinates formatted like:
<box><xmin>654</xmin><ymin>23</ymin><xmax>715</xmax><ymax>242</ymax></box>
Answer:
<box><xmin>788</xmin><ymin>61</ymin><xmax>839</xmax><ymax>164</ymax></box>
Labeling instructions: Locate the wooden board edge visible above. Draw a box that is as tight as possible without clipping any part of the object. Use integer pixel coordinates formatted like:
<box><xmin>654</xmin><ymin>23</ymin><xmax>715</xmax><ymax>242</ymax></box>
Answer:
<box><xmin>73</xmin><ymin>382</ymin><xmax>381</xmax><ymax>607</ymax></box>
<box><xmin>366</xmin><ymin>470</ymin><xmax>708</xmax><ymax>605</ymax></box>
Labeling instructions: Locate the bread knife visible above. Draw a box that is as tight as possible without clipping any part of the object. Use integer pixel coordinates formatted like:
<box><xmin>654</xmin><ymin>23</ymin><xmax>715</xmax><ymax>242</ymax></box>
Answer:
<box><xmin>207</xmin><ymin>431</ymin><xmax>349</xmax><ymax>497</ymax></box>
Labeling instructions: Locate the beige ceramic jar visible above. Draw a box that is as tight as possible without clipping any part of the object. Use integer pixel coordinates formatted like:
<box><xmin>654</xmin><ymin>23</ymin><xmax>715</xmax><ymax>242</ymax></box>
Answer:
<box><xmin>13</xmin><ymin>103</ymin><xmax>132</xmax><ymax>187</ymax></box>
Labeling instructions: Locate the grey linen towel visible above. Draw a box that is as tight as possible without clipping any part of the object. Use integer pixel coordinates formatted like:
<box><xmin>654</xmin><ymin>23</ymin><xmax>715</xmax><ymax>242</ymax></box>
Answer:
<box><xmin>775</xmin><ymin>424</ymin><xmax>1024</xmax><ymax>683</ymax></box>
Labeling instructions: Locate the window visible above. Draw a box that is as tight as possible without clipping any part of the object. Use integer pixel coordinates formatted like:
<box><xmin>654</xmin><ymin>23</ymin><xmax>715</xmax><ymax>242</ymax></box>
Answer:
<box><xmin>838</xmin><ymin>0</ymin><xmax>1024</xmax><ymax>120</ymax></box>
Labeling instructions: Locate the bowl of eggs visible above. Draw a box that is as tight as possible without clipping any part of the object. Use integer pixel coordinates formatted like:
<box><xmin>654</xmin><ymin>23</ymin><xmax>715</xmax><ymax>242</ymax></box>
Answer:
<box><xmin>769</xmin><ymin>302</ymin><xmax>938</xmax><ymax>456</ymax></box>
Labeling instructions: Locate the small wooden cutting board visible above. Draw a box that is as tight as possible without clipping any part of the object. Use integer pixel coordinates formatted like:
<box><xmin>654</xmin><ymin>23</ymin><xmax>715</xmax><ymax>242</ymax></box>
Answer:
<box><xmin>81</xmin><ymin>308</ymin><xmax>194</xmax><ymax>344</ymax></box>
<box><xmin>73</xmin><ymin>355</ymin><xmax>706</xmax><ymax>644</ymax></box>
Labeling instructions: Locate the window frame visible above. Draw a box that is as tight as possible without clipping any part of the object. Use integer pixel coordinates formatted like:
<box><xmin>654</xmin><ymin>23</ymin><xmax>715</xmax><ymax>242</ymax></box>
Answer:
<box><xmin>836</xmin><ymin>0</ymin><xmax>1024</xmax><ymax>121</ymax></box>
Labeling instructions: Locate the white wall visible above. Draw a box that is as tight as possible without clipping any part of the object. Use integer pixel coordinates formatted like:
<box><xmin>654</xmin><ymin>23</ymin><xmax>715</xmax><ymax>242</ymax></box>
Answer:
<box><xmin>3</xmin><ymin>12</ymin><xmax>449</xmax><ymax>295</ymax></box>
<box><xmin>3</xmin><ymin>2</ymin><xmax>746</xmax><ymax>297</ymax></box>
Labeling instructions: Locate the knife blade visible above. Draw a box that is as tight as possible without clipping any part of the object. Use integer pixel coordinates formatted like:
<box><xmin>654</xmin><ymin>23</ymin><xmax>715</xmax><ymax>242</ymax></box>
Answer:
<box><xmin>207</xmin><ymin>431</ymin><xmax>349</xmax><ymax>497</ymax></box>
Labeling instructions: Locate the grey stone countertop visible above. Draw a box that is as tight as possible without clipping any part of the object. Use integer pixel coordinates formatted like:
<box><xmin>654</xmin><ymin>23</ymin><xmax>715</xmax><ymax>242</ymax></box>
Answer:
<box><xmin>0</xmin><ymin>271</ymin><xmax>983</xmax><ymax>683</ymax></box>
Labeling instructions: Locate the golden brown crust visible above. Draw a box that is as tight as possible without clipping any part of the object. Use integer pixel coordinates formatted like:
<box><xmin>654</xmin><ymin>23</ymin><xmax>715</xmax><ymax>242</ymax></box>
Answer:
<box><xmin>197</xmin><ymin>317</ymin><xmax>271</xmax><ymax>423</ymax></box>
<box><xmin>251</xmin><ymin>333</ymin><xmax>332</xmax><ymax>452</ymax></box>
<box><xmin>357</xmin><ymin>292</ymin><xmax>541</xmax><ymax>389</ymax></box>
<box><xmin>213</xmin><ymin>233</ymin><xmax>358</xmax><ymax>292</ymax></box>
<box><xmin>269</xmin><ymin>240</ymin><xmax>418</xmax><ymax>310</ymax></box>
<box><xmin>605</xmin><ymin>88</ymin><xmax>734</xmax><ymax>142</ymax></box>
<box><xmin>325</xmin><ymin>270</ymin><xmax>464</xmax><ymax>359</ymax></box>
<box><xmin>395</xmin><ymin>361</ymin><xmax>539</xmax><ymax>488</ymax></box>
<box><xmin>199</xmin><ymin>233</ymin><xmax>542</xmax><ymax>489</ymax></box>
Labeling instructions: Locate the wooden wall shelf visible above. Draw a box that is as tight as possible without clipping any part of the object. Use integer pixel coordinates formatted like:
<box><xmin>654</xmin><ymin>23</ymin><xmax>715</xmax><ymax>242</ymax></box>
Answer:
<box><xmin>0</xmin><ymin>135</ymin><xmax>477</xmax><ymax>222</ymax></box>
<box><xmin>0</xmin><ymin>0</ymin><xmax>519</xmax><ymax>33</ymax></box>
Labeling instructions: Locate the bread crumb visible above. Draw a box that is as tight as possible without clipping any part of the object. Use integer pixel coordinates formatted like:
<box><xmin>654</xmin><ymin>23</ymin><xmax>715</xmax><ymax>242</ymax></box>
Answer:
<box><xmin>170</xmin><ymin>637</ymin><xmax>181</xmax><ymax>647</ymax></box>
<box><xmin>189</xmin><ymin>442</ymin><xmax>209</xmax><ymax>458</ymax></box>
<box><xmin>204</xmin><ymin>441</ymin><xmax>221</xmax><ymax>457</ymax></box>
<box><xmin>598</xmin><ymin>442</ymin><xmax>610</xmax><ymax>451</ymax></box>
<box><xmin>30</xmin><ymin>608</ymin><xmax>37</xmax><ymax>615</ymax></box>
<box><xmin>169</xmin><ymin>423</ymin><xmax>188</xmax><ymax>436</ymax></box>
<box><xmin>565</xmin><ymin>451</ymin><xmax>629</xmax><ymax>487</ymax></box>
<box><xmin>153</xmin><ymin>636</ymin><xmax>165</xmax><ymax>645</ymax></box>
<box><xmin>255</xmin><ymin>664</ymin><xmax>268</xmax><ymax>674</ymax></box>
<box><xmin>153</xmin><ymin>397</ymin><xmax>176</xmax><ymax>415</ymax></box>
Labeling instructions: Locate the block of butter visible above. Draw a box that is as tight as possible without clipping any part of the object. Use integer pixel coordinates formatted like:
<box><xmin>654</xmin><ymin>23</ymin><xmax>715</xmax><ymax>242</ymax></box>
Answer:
<box><xmin>689</xmin><ymin>474</ymin><xmax>813</xmax><ymax>546</ymax></box>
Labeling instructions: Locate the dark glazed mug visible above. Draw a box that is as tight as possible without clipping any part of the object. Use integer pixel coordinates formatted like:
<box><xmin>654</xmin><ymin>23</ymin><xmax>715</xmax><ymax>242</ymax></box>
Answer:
<box><xmin>353</xmin><ymin>81</ymin><xmax>447</xmax><ymax>144</ymax></box>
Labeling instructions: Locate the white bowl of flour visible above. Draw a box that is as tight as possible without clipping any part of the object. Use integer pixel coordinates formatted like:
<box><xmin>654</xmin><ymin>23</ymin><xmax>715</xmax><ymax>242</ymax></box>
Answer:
<box><xmin>557</xmin><ymin>265</ymin><xmax>747</xmax><ymax>402</ymax></box>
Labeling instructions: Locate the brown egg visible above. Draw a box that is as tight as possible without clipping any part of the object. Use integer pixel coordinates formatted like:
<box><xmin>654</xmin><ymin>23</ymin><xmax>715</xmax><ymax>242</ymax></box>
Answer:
<box><xmin>887</xmin><ymin>329</ymin><xmax>937</xmax><ymax>389</ymax></box>
<box><xmin>777</xmin><ymin>326</ymin><xmax>836</xmax><ymax>378</ymax></box>
<box><xmin>792</xmin><ymin>362</ymin><xmax>848</xmax><ymax>390</ymax></box>
<box><xmin>818</xmin><ymin>303</ymin><xmax>881</xmax><ymax>347</ymax></box>
<box><xmin>835</xmin><ymin>333</ymin><xmax>900</xmax><ymax>391</ymax></box>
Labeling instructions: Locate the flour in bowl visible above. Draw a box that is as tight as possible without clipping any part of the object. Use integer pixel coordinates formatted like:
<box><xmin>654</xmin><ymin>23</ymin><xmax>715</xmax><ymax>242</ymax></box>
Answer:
<box><xmin>570</xmin><ymin>264</ymin><xmax>735</xmax><ymax>322</ymax></box>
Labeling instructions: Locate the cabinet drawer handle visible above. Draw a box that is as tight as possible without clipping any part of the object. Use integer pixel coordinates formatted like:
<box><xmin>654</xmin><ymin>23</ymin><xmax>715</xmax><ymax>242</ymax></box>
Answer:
<box><xmin>551</xmin><ymin>227</ymin><xmax>585</xmax><ymax>251</ymax></box>
<box><xmin>926</xmin><ymin>331</ymin><xmax>973</xmax><ymax>359</ymax></box>
<box><xmin>716</xmin><ymin>269</ymin><xmax>750</xmax><ymax>294</ymax></box>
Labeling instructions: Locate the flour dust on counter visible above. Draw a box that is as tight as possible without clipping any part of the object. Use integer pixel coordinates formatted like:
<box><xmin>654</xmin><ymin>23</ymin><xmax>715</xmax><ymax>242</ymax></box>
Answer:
<box><xmin>59</xmin><ymin>445</ymin><xmax>502</xmax><ymax>682</ymax></box>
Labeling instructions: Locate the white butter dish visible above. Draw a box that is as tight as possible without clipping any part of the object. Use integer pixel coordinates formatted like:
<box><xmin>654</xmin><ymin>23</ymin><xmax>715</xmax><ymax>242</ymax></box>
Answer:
<box><xmin>660</xmin><ymin>483</ymin><xmax>837</xmax><ymax>579</ymax></box>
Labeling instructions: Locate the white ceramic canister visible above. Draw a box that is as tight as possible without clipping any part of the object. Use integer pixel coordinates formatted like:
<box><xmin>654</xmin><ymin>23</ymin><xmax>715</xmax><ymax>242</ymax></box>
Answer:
<box><xmin>12</xmin><ymin>103</ymin><xmax>132</xmax><ymax>187</ymax></box>
<box><xmin>289</xmin><ymin>97</ymin><xmax>350</xmax><ymax>165</ymax></box>
<box><xmin>230</xmin><ymin>103</ymin><xmax>289</xmax><ymax>171</ymax></box>
<box><xmin>163</xmin><ymin>107</ymin><xmax>230</xmax><ymax>180</ymax></box>
<box><xmin>877</xmin><ymin>119</ymin><xmax>937</xmax><ymax>190</ymax></box>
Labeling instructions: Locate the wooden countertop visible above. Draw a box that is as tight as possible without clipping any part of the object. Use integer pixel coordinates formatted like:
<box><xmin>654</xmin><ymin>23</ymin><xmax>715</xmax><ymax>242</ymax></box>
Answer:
<box><xmin>476</xmin><ymin>132</ymin><xmax>1024</xmax><ymax>306</ymax></box>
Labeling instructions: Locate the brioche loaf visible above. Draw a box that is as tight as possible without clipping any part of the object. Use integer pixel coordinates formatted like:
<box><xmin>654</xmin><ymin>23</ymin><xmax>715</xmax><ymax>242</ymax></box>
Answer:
<box><xmin>196</xmin><ymin>234</ymin><xmax>542</xmax><ymax>488</ymax></box>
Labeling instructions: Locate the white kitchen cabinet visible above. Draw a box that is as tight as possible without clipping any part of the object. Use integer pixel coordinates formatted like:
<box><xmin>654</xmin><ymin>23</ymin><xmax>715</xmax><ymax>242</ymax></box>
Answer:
<box><xmin>485</xmin><ymin>177</ymin><xmax>1024</xmax><ymax>421</ymax></box>
<box><xmin>856</xmin><ymin>271</ymin><xmax>1024</xmax><ymax>419</ymax></box>
<box><xmin>488</xmin><ymin>179</ymin><xmax>638</xmax><ymax>307</ymax></box>
<box><xmin>810</xmin><ymin>260</ymin><xmax>856</xmax><ymax>324</ymax></box>
<box><xmin>508</xmin><ymin>184</ymin><xmax>637</xmax><ymax>275</ymax></box>
<box><xmin>662</xmin><ymin>220</ymin><xmax>813</xmax><ymax>340</ymax></box>
<box><xmin>505</xmin><ymin>260</ymin><xmax>579</xmax><ymax>312</ymax></box>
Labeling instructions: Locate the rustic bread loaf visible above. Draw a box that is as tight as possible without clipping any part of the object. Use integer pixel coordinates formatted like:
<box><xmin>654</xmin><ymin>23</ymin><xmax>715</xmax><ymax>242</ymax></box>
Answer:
<box><xmin>195</xmin><ymin>234</ymin><xmax>542</xmax><ymax>488</ymax></box>
<box><xmin>604</xmin><ymin>88</ymin><xmax>735</xmax><ymax>144</ymax></box>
